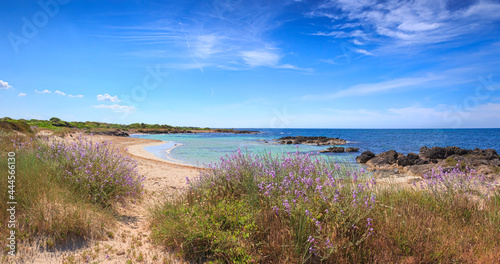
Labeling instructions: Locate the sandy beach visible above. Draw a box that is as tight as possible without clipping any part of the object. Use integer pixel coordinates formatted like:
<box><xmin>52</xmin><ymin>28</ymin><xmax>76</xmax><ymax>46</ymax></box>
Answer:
<box><xmin>15</xmin><ymin>134</ymin><xmax>199</xmax><ymax>264</ymax></box>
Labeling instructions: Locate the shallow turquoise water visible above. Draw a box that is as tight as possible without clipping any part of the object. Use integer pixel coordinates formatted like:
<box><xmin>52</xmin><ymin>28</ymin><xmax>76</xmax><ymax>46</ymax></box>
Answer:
<box><xmin>132</xmin><ymin>133</ymin><xmax>355</xmax><ymax>166</ymax></box>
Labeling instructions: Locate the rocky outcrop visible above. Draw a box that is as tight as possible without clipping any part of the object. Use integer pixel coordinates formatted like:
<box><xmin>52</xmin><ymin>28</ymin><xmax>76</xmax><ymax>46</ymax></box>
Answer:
<box><xmin>319</xmin><ymin>146</ymin><xmax>359</xmax><ymax>153</ymax></box>
<box><xmin>320</xmin><ymin>147</ymin><xmax>345</xmax><ymax>153</ymax></box>
<box><xmin>346</xmin><ymin>147</ymin><xmax>359</xmax><ymax>152</ymax></box>
<box><xmin>277</xmin><ymin>136</ymin><xmax>346</xmax><ymax>146</ymax></box>
<box><xmin>356</xmin><ymin>151</ymin><xmax>375</xmax><ymax>163</ymax></box>
<box><xmin>356</xmin><ymin>146</ymin><xmax>500</xmax><ymax>178</ymax></box>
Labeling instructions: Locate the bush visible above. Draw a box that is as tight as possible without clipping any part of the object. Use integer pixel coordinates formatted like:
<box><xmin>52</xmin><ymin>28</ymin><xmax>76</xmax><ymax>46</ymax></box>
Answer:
<box><xmin>0</xmin><ymin>134</ymin><xmax>114</xmax><ymax>248</ymax></box>
<box><xmin>29</xmin><ymin>135</ymin><xmax>145</xmax><ymax>207</ymax></box>
<box><xmin>150</xmin><ymin>149</ymin><xmax>376</xmax><ymax>262</ymax></box>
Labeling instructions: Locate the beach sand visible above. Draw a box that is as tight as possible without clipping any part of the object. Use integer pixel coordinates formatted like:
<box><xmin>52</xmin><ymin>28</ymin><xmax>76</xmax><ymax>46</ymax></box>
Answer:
<box><xmin>15</xmin><ymin>134</ymin><xmax>198</xmax><ymax>264</ymax></box>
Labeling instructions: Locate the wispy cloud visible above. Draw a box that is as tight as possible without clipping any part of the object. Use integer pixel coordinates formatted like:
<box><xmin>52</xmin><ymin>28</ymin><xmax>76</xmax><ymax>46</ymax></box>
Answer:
<box><xmin>54</xmin><ymin>90</ymin><xmax>66</xmax><ymax>96</ymax></box>
<box><xmin>68</xmin><ymin>94</ymin><xmax>84</xmax><ymax>98</ymax></box>
<box><xmin>97</xmin><ymin>94</ymin><xmax>121</xmax><ymax>102</ymax></box>
<box><xmin>0</xmin><ymin>80</ymin><xmax>11</xmax><ymax>89</ymax></box>
<box><xmin>35</xmin><ymin>89</ymin><xmax>51</xmax><ymax>94</ymax></box>
<box><xmin>302</xmin><ymin>74</ymin><xmax>442</xmax><ymax>100</ymax></box>
<box><xmin>240</xmin><ymin>50</ymin><xmax>280</xmax><ymax>67</ymax></box>
<box><xmin>93</xmin><ymin>104</ymin><xmax>136</xmax><ymax>113</ymax></box>
<box><xmin>18</xmin><ymin>93</ymin><xmax>26</xmax><ymax>97</ymax></box>
<box><xmin>310</xmin><ymin>0</ymin><xmax>500</xmax><ymax>50</ymax></box>
<box><xmin>100</xmin><ymin>1</ymin><xmax>305</xmax><ymax>71</ymax></box>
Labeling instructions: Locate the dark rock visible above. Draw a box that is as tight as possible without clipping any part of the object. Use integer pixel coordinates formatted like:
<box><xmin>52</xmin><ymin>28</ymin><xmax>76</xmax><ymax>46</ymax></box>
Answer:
<box><xmin>320</xmin><ymin>147</ymin><xmax>345</xmax><ymax>153</ymax></box>
<box><xmin>484</xmin><ymin>149</ymin><xmax>499</xmax><ymax>160</ymax></box>
<box><xmin>444</xmin><ymin>146</ymin><xmax>471</xmax><ymax>157</ymax></box>
<box><xmin>415</xmin><ymin>159</ymin><xmax>430</xmax><ymax>165</ymax></box>
<box><xmin>345</xmin><ymin>147</ymin><xmax>359</xmax><ymax>152</ymax></box>
<box><xmin>397</xmin><ymin>152</ymin><xmax>422</xmax><ymax>167</ymax></box>
<box><xmin>277</xmin><ymin>136</ymin><xmax>347</xmax><ymax>146</ymax></box>
<box><xmin>377</xmin><ymin>150</ymin><xmax>399</xmax><ymax>164</ymax></box>
<box><xmin>428</xmin><ymin>147</ymin><xmax>446</xmax><ymax>159</ymax></box>
<box><xmin>419</xmin><ymin>146</ymin><xmax>430</xmax><ymax>159</ymax></box>
<box><xmin>430</xmin><ymin>159</ymin><xmax>438</xmax><ymax>164</ymax></box>
<box><xmin>356</xmin><ymin>151</ymin><xmax>375</xmax><ymax>163</ymax></box>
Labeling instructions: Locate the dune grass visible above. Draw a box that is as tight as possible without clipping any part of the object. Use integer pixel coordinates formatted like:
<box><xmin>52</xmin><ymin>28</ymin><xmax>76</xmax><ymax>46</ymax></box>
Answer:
<box><xmin>0</xmin><ymin>132</ymin><xmax>144</xmax><ymax>253</ymax></box>
<box><xmin>150</xmin><ymin>149</ymin><xmax>500</xmax><ymax>263</ymax></box>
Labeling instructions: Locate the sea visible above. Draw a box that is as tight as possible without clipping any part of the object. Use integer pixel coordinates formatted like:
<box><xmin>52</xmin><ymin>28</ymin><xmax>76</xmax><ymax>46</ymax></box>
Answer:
<box><xmin>131</xmin><ymin>129</ymin><xmax>500</xmax><ymax>167</ymax></box>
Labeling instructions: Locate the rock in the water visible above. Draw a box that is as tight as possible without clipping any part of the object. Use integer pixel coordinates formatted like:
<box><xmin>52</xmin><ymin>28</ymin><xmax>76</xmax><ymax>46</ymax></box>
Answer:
<box><xmin>277</xmin><ymin>136</ymin><xmax>347</xmax><ymax>146</ymax></box>
<box><xmin>320</xmin><ymin>147</ymin><xmax>345</xmax><ymax>153</ymax></box>
<box><xmin>345</xmin><ymin>147</ymin><xmax>359</xmax><ymax>152</ymax></box>
<box><xmin>356</xmin><ymin>151</ymin><xmax>375</xmax><ymax>163</ymax></box>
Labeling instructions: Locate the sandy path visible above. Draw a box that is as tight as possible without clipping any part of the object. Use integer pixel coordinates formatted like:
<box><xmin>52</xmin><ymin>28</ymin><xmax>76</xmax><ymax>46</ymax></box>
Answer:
<box><xmin>12</xmin><ymin>135</ymin><xmax>199</xmax><ymax>264</ymax></box>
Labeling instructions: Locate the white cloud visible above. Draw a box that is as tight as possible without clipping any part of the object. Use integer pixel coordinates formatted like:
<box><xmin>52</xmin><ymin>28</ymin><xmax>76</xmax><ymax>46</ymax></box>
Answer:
<box><xmin>104</xmin><ymin>2</ymin><xmax>306</xmax><ymax>71</ymax></box>
<box><xmin>0</xmin><ymin>80</ymin><xmax>11</xmax><ymax>89</ymax></box>
<box><xmin>54</xmin><ymin>90</ymin><xmax>66</xmax><ymax>96</ymax></box>
<box><xmin>193</xmin><ymin>34</ymin><xmax>219</xmax><ymax>59</ymax></box>
<box><xmin>97</xmin><ymin>94</ymin><xmax>121</xmax><ymax>102</ymax></box>
<box><xmin>353</xmin><ymin>39</ymin><xmax>363</xmax><ymax>45</ymax></box>
<box><xmin>311</xmin><ymin>0</ymin><xmax>500</xmax><ymax>47</ymax></box>
<box><xmin>93</xmin><ymin>104</ymin><xmax>136</xmax><ymax>113</ymax></box>
<box><xmin>302</xmin><ymin>75</ymin><xmax>441</xmax><ymax>100</ymax></box>
<box><xmin>68</xmin><ymin>94</ymin><xmax>84</xmax><ymax>98</ymax></box>
<box><xmin>354</xmin><ymin>48</ymin><xmax>372</xmax><ymax>56</ymax></box>
<box><xmin>18</xmin><ymin>93</ymin><xmax>26</xmax><ymax>97</ymax></box>
<box><xmin>35</xmin><ymin>89</ymin><xmax>51</xmax><ymax>94</ymax></box>
<box><xmin>240</xmin><ymin>50</ymin><xmax>281</xmax><ymax>67</ymax></box>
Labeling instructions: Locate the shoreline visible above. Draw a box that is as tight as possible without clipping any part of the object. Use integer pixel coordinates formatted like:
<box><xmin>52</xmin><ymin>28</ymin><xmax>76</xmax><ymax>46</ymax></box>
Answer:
<box><xmin>127</xmin><ymin>140</ymin><xmax>191</xmax><ymax>167</ymax></box>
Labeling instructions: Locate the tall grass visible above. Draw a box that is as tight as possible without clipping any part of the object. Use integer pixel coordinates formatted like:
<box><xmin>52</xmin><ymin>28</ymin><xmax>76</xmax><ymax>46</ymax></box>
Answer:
<box><xmin>0</xmin><ymin>132</ymin><xmax>144</xmax><ymax>252</ymax></box>
<box><xmin>150</xmin><ymin>149</ymin><xmax>500</xmax><ymax>263</ymax></box>
<box><xmin>150</xmin><ymin>149</ymin><xmax>377</xmax><ymax>262</ymax></box>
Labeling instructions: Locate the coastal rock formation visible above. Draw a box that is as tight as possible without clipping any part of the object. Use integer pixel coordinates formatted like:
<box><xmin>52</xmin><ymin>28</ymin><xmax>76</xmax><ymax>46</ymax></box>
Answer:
<box><xmin>277</xmin><ymin>136</ymin><xmax>347</xmax><ymax>146</ymax></box>
<box><xmin>356</xmin><ymin>146</ymin><xmax>500</xmax><ymax>178</ymax></box>
<box><xmin>345</xmin><ymin>147</ymin><xmax>359</xmax><ymax>152</ymax></box>
<box><xmin>320</xmin><ymin>147</ymin><xmax>345</xmax><ymax>153</ymax></box>
<box><xmin>356</xmin><ymin>151</ymin><xmax>375</xmax><ymax>163</ymax></box>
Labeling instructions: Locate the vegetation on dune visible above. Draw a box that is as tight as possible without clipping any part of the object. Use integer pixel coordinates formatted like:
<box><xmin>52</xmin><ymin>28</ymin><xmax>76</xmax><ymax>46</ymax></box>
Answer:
<box><xmin>1</xmin><ymin>117</ymin><xmax>255</xmax><ymax>136</ymax></box>
<box><xmin>0</xmin><ymin>131</ymin><xmax>144</xmax><ymax>252</ymax></box>
<box><xmin>0</xmin><ymin>118</ymin><xmax>33</xmax><ymax>135</ymax></box>
<box><xmin>17</xmin><ymin>117</ymin><xmax>209</xmax><ymax>132</ymax></box>
<box><xmin>150</xmin><ymin>149</ymin><xmax>500</xmax><ymax>263</ymax></box>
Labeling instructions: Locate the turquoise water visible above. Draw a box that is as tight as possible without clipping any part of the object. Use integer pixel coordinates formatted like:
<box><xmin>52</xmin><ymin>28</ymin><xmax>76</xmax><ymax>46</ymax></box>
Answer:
<box><xmin>133</xmin><ymin>132</ymin><xmax>355</xmax><ymax>167</ymax></box>
<box><xmin>131</xmin><ymin>128</ymin><xmax>500</xmax><ymax>167</ymax></box>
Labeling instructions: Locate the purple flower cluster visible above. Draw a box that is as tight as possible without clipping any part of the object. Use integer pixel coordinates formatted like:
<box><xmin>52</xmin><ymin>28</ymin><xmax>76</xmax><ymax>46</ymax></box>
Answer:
<box><xmin>32</xmin><ymin>135</ymin><xmax>144</xmax><ymax>206</ymax></box>
<box><xmin>419</xmin><ymin>162</ymin><xmax>495</xmax><ymax>199</ymax></box>
<box><xmin>189</xmin><ymin>149</ymin><xmax>377</xmax><ymax>256</ymax></box>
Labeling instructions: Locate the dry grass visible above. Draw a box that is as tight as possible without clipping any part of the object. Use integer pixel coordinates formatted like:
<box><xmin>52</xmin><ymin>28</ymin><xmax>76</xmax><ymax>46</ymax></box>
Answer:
<box><xmin>0</xmin><ymin>132</ymin><xmax>124</xmax><ymax>254</ymax></box>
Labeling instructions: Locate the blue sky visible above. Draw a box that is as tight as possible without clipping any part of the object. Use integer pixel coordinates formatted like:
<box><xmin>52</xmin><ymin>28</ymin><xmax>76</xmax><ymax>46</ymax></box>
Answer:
<box><xmin>1</xmin><ymin>0</ymin><xmax>500</xmax><ymax>128</ymax></box>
